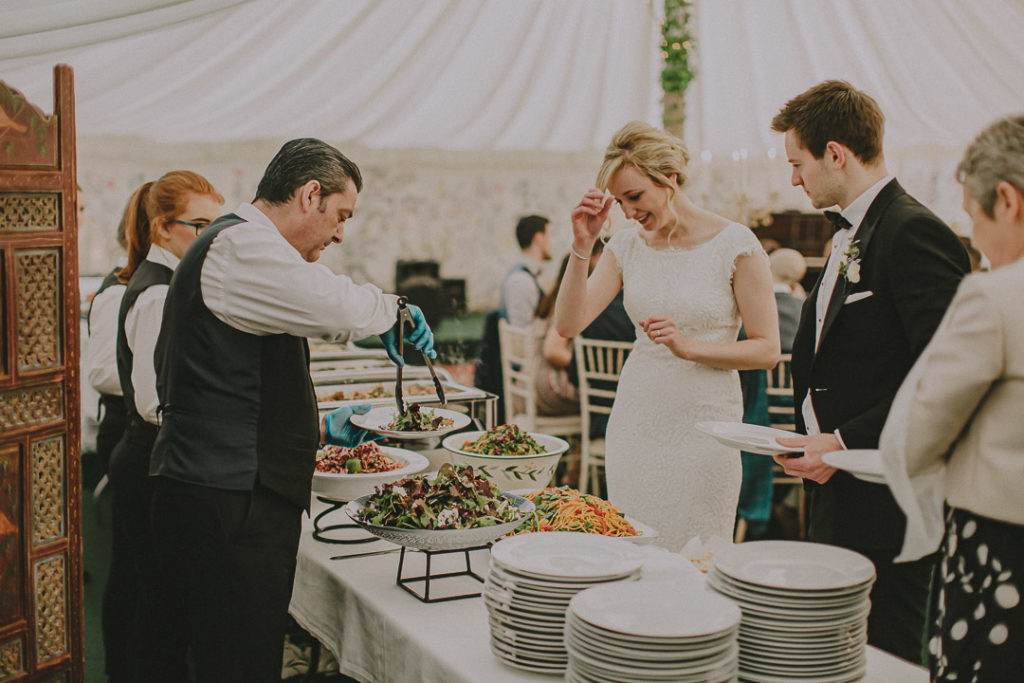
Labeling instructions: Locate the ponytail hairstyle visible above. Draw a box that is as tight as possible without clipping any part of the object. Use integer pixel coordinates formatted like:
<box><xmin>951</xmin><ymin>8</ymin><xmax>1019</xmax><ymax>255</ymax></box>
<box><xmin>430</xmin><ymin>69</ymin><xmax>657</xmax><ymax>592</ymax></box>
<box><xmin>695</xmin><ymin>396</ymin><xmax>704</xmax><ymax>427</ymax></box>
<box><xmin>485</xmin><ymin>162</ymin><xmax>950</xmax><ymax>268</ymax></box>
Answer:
<box><xmin>117</xmin><ymin>170</ymin><xmax>223</xmax><ymax>282</ymax></box>
<box><xmin>595</xmin><ymin>121</ymin><xmax>691</xmax><ymax>244</ymax></box>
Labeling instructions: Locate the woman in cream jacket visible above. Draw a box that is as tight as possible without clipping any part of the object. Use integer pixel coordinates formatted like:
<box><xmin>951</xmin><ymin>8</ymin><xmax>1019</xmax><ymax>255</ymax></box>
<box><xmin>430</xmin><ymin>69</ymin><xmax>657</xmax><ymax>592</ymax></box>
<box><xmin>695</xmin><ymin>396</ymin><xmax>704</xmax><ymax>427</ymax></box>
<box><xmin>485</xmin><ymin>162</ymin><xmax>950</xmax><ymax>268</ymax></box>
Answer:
<box><xmin>881</xmin><ymin>115</ymin><xmax>1024</xmax><ymax>682</ymax></box>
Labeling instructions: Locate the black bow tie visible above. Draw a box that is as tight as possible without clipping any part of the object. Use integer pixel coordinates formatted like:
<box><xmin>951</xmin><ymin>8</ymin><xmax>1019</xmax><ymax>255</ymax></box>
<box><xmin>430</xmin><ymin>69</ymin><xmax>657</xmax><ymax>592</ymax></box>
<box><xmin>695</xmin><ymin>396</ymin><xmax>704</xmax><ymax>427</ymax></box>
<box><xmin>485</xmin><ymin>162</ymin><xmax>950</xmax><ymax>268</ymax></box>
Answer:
<box><xmin>823</xmin><ymin>210</ymin><xmax>852</xmax><ymax>233</ymax></box>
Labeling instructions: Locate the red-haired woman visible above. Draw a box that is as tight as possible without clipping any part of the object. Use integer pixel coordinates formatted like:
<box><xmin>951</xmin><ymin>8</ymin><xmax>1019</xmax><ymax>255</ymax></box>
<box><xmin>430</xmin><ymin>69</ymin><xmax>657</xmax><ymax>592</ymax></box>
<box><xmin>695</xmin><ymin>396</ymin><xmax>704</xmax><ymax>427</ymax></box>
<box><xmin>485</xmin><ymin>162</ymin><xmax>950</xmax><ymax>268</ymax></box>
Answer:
<box><xmin>103</xmin><ymin>170</ymin><xmax>223</xmax><ymax>683</ymax></box>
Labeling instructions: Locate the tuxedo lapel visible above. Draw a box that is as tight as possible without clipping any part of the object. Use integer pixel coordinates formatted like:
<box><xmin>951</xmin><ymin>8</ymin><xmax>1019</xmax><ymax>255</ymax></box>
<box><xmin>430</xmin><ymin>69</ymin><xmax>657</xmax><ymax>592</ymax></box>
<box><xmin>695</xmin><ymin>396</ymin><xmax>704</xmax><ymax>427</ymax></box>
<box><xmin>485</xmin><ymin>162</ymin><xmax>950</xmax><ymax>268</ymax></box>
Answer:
<box><xmin>816</xmin><ymin>179</ymin><xmax>904</xmax><ymax>352</ymax></box>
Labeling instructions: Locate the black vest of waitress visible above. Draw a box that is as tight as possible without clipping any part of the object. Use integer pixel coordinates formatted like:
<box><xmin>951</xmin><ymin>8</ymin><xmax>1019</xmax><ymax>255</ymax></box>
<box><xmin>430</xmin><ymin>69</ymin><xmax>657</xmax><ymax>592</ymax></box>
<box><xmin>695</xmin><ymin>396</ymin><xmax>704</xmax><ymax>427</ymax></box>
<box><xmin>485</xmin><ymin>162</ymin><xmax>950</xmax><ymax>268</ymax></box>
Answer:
<box><xmin>149</xmin><ymin>214</ymin><xmax>319</xmax><ymax>509</ymax></box>
<box><xmin>90</xmin><ymin>268</ymin><xmax>129</xmax><ymax>442</ymax></box>
<box><xmin>115</xmin><ymin>259</ymin><xmax>173</xmax><ymax>445</ymax></box>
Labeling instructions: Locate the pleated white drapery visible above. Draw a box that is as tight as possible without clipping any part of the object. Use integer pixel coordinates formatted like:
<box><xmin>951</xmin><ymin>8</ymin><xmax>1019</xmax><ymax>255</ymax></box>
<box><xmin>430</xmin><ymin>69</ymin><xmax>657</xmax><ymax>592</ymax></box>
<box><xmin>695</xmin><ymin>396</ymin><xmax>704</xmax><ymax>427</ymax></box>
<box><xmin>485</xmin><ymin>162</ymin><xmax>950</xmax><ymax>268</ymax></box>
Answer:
<box><xmin>0</xmin><ymin>0</ymin><xmax>663</xmax><ymax>151</ymax></box>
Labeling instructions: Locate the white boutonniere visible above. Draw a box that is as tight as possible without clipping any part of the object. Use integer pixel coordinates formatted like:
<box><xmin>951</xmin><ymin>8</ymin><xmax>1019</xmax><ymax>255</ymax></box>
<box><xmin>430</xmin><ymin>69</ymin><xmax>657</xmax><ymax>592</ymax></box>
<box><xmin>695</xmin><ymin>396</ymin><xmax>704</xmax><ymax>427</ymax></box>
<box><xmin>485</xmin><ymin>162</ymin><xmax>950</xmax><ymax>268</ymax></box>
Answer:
<box><xmin>838</xmin><ymin>240</ymin><xmax>861</xmax><ymax>284</ymax></box>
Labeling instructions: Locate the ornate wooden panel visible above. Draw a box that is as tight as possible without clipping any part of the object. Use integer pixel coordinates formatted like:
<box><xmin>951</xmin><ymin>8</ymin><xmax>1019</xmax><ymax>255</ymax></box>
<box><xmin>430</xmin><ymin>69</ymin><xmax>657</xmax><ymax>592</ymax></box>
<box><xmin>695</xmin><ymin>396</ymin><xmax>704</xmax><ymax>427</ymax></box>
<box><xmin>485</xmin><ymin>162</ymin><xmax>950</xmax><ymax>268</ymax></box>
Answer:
<box><xmin>0</xmin><ymin>66</ymin><xmax>83</xmax><ymax>682</ymax></box>
<box><xmin>0</xmin><ymin>195</ymin><xmax>60</xmax><ymax>233</ymax></box>
<box><xmin>14</xmin><ymin>250</ymin><xmax>61</xmax><ymax>373</ymax></box>
<box><xmin>0</xmin><ymin>637</ymin><xmax>25</xmax><ymax>681</ymax></box>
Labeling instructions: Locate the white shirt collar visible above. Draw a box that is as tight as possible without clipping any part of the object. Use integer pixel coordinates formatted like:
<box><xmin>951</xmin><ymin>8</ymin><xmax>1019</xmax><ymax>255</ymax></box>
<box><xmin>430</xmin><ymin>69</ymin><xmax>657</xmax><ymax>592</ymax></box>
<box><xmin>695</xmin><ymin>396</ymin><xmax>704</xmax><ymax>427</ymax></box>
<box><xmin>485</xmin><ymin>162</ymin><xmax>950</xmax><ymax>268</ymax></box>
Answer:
<box><xmin>146</xmin><ymin>243</ymin><xmax>180</xmax><ymax>270</ymax></box>
<box><xmin>773</xmin><ymin>282</ymin><xmax>792</xmax><ymax>294</ymax></box>
<box><xmin>235</xmin><ymin>202</ymin><xmax>277</xmax><ymax>231</ymax></box>
<box><xmin>838</xmin><ymin>175</ymin><xmax>894</xmax><ymax>236</ymax></box>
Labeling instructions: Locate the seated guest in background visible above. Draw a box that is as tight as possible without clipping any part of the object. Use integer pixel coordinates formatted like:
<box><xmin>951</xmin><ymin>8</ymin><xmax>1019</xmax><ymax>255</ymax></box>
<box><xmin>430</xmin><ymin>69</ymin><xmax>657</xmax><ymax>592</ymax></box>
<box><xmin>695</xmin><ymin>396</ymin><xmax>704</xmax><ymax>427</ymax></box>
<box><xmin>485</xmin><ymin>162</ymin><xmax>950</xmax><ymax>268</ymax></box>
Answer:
<box><xmin>149</xmin><ymin>139</ymin><xmax>435</xmax><ymax>683</ymax></box>
<box><xmin>881</xmin><ymin>114</ymin><xmax>1024</xmax><ymax>683</ymax></box>
<box><xmin>473</xmin><ymin>214</ymin><xmax>553</xmax><ymax>415</ymax></box>
<box><xmin>501</xmin><ymin>214</ymin><xmax>551</xmax><ymax>327</ymax></box>
<box><xmin>768</xmin><ymin>247</ymin><xmax>807</xmax><ymax>353</ymax></box>
<box><xmin>104</xmin><ymin>171</ymin><xmax>224</xmax><ymax>683</ymax></box>
<box><xmin>565</xmin><ymin>243</ymin><xmax>633</xmax><ymax>440</ymax></box>
<box><xmin>532</xmin><ymin>248</ymin><xmax>597</xmax><ymax>416</ymax></box>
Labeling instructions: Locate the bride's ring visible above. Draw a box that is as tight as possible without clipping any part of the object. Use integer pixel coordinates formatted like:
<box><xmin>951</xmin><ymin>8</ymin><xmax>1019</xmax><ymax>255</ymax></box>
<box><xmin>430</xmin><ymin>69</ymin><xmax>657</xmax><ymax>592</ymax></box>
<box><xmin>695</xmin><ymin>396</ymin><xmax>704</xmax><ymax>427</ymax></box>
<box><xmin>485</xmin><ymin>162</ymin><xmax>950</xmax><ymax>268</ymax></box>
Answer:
<box><xmin>654</xmin><ymin>329</ymin><xmax>661</xmax><ymax>337</ymax></box>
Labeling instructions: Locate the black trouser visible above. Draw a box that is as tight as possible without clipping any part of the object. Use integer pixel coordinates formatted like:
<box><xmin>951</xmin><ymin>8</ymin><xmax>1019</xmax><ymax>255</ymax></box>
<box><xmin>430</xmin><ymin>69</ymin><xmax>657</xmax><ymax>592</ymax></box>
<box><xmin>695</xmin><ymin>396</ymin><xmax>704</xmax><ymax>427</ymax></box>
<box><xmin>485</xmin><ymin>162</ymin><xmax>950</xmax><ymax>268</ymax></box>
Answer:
<box><xmin>855</xmin><ymin>546</ymin><xmax>937</xmax><ymax>665</ymax></box>
<box><xmin>95</xmin><ymin>393</ymin><xmax>127</xmax><ymax>477</ymax></box>
<box><xmin>151</xmin><ymin>476</ymin><xmax>303</xmax><ymax>683</ymax></box>
<box><xmin>103</xmin><ymin>420</ymin><xmax>186</xmax><ymax>683</ymax></box>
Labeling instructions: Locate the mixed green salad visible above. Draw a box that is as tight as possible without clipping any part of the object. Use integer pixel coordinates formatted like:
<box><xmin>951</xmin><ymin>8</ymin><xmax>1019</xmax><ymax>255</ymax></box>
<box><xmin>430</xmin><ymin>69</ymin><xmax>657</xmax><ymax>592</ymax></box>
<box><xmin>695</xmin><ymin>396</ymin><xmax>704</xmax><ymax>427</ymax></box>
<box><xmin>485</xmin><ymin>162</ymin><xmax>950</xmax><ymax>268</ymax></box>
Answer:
<box><xmin>359</xmin><ymin>463</ymin><xmax>521</xmax><ymax>530</ymax></box>
<box><xmin>385</xmin><ymin>403</ymin><xmax>454</xmax><ymax>432</ymax></box>
<box><xmin>460</xmin><ymin>423</ymin><xmax>545</xmax><ymax>455</ymax></box>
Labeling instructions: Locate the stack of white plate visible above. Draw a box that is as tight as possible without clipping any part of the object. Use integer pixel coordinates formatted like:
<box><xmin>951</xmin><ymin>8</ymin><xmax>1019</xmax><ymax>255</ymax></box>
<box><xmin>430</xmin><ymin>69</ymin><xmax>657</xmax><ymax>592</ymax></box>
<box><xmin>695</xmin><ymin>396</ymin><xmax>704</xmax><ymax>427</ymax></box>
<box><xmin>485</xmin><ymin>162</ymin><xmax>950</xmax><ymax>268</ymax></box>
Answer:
<box><xmin>485</xmin><ymin>531</ymin><xmax>645</xmax><ymax>674</ymax></box>
<box><xmin>565</xmin><ymin>581</ymin><xmax>741</xmax><ymax>682</ymax></box>
<box><xmin>708</xmin><ymin>541</ymin><xmax>875</xmax><ymax>683</ymax></box>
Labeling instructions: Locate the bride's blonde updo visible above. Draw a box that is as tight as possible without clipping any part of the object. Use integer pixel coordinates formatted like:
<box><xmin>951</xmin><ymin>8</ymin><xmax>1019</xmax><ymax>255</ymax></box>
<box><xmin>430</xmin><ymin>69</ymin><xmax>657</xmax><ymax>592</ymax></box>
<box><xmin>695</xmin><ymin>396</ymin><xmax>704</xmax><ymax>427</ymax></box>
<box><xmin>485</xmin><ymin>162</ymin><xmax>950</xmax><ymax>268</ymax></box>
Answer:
<box><xmin>596</xmin><ymin>121</ymin><xmax>691</xmax><ymax>242</ymax></box>
<box><xmin>596</xmin><ymin>121</ymin><xmax>691</xmax><ymax>192</ymax></box>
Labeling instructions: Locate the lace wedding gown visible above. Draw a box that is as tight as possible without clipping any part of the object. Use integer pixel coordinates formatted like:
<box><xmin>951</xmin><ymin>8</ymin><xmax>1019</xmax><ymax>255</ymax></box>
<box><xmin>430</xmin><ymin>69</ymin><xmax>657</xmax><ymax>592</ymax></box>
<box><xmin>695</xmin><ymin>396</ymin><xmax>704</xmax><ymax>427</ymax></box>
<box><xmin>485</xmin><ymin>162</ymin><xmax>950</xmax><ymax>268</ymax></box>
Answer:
<box><xmin>604</xmin><ymin>223</ymin><xmax>764</xmax><ymax>552</ymax></box>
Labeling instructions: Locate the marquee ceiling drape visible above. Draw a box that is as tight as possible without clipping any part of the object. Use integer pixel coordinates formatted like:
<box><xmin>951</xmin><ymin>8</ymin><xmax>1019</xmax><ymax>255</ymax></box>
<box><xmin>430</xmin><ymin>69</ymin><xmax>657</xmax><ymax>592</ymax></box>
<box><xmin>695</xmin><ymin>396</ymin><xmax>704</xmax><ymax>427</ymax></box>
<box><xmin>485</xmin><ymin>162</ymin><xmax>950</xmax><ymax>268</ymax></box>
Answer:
<box><xmin>0</xmin><ymin>0</ymin><xmax>663</xmax><ymax>151</ymax></box>
<box><xmin>1</xmin><ymin>0</ymin><xmax>1022</xmax><ymax>155</ymax></box>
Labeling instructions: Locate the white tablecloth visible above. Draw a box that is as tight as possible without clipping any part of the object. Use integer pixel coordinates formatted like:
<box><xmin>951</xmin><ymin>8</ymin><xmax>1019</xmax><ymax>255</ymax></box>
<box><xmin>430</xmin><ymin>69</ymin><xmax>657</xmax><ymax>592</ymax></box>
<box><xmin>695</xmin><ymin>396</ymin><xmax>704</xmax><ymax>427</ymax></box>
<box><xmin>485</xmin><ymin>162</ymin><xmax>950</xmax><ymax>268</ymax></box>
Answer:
<box><xmin>289</xmin><ymin>498</ymin><xmax>929</xmax><ymax>683</ymax></box>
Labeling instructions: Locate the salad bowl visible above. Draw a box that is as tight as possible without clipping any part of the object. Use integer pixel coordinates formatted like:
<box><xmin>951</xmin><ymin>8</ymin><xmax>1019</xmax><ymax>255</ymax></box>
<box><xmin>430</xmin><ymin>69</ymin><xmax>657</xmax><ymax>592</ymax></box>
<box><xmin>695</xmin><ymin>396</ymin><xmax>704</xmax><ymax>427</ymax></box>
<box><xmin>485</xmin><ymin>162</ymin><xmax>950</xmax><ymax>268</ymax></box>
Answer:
<box><xmin>441</xmin><ymin>429</ymin><xmax>569</xmax><ymax>493</ymax></box>
<box><xmin>312</xmin><ymin>446</ymin><xmax>430</xmax><ymax>502</ymax></box>
<box><xmin>344</xmin><ymin>493</ymin><xmax>535</xmax><ymax>551</ymax></box>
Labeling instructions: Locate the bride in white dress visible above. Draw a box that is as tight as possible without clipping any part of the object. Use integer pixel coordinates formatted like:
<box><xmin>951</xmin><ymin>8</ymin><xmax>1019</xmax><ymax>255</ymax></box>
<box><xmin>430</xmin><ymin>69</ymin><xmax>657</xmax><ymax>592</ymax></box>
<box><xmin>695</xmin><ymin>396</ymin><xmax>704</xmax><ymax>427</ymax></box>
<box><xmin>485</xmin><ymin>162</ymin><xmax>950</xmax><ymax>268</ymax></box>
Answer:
<box><xmin>554</xmin><ymin>121</ymin><xmax>780</xmax><ymax>551</ymax></box>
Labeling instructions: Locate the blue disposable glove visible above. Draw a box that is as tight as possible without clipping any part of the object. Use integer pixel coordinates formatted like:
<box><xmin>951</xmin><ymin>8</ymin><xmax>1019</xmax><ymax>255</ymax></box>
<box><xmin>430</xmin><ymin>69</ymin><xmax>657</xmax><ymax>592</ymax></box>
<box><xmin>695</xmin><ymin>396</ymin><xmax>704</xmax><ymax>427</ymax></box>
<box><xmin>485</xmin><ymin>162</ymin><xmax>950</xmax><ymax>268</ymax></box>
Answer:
<box><xmin>323</xmin><ymin>403</ymin><xmax>375</xmax><ymax>447</ymax></box>
<box><xmin>379</xmin><ymin>303</ymin><xmax>436</xmax><ymax>366</ymax></box>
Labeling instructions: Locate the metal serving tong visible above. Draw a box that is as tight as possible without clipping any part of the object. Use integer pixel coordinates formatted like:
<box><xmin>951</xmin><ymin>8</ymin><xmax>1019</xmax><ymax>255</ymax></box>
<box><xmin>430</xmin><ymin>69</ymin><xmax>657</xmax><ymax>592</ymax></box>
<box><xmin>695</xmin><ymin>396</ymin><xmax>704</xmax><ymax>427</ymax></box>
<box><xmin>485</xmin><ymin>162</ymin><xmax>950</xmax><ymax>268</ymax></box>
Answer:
<box><xmin>394</xmin><ymin>296</ymin><xmax>446</xmax><ymax>415</ymax></box>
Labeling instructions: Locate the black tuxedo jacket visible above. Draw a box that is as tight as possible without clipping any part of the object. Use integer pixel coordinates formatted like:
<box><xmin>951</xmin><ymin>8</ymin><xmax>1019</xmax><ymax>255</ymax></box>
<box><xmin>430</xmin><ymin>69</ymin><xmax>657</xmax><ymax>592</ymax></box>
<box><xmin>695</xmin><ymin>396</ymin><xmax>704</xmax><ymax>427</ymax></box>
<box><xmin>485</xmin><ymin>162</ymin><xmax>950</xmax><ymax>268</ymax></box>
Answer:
<box><xmin>791</xmin><ymin>179</ymin><xmax>969</xmax><ymax>551</ymax></box>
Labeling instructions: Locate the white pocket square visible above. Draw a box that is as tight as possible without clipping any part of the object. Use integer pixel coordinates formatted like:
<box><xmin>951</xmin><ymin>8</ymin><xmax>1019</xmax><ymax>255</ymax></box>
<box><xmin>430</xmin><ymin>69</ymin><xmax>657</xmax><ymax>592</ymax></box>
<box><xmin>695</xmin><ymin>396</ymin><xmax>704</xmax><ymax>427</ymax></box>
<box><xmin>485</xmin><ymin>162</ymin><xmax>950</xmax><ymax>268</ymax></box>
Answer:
<box><xmin>844</xmin><ymin>291</ymin><xmax>874</xmax><ymax>305</ymax></box>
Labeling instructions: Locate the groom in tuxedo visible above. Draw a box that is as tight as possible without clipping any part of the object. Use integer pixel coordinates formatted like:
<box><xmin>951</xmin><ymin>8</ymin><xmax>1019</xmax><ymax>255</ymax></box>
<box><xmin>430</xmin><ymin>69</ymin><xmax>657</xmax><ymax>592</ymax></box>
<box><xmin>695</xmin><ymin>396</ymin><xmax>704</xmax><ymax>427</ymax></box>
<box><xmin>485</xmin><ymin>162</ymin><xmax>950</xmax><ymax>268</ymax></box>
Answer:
<box><xmin>770</xmin><ymin>81</ymin><xmax>970</xmax><ymax>662</ymax></box>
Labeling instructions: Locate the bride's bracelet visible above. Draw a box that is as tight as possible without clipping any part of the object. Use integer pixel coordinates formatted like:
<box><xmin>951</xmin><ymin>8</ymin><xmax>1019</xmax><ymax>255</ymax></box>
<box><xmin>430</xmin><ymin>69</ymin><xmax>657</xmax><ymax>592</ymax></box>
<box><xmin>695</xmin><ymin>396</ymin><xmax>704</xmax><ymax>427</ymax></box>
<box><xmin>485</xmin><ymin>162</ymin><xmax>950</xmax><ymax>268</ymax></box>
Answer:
<box><xmin>570</xmin><ymin>246</ymin><xmax>591</xmax><ymax>261</ymax></box>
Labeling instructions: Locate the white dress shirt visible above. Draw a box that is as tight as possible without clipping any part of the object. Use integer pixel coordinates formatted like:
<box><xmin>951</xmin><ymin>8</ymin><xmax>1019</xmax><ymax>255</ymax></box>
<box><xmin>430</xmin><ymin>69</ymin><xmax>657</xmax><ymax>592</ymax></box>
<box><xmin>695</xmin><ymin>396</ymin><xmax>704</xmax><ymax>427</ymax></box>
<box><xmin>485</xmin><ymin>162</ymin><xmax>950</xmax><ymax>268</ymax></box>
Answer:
<box><xmin>501</xmin><ymin>255</ymin><xmax>544</xmax><ymax>328</ymax></box>
<box><xmin>802</xmin><ymin>175</ymin><xmax>894</xmax><ymax>438</ymax></box>
<box><xmin>200</xmin><ymin>202</ymin><xmax>399</xmax><ymax>340</ymax></box>
<box><xmin>125</xmin><ymin>245</ymin><xmax>179</xmax><ymax>424</ymax></box>
<box><xmin>85</xmin><ymin>280</ymin><xmax>126</xmax><ymax>396</ymax></box>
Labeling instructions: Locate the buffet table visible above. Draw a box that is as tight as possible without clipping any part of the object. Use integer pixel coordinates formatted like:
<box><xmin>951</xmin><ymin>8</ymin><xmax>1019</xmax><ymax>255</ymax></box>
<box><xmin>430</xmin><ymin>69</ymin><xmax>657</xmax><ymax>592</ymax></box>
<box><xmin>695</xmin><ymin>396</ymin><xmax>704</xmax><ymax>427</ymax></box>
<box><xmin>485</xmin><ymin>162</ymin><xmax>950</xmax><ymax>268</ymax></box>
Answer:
<box><xmin>289</xmin><ymin>499</ymin><xmax>929</xmax><ymax>683</ymax></box>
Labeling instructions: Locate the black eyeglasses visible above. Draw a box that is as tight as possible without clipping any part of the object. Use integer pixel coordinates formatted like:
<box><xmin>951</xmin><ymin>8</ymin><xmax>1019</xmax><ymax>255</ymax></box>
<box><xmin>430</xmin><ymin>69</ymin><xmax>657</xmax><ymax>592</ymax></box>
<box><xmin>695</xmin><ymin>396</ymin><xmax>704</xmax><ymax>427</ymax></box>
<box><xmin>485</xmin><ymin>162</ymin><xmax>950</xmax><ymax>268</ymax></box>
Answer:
<box><xmin>171</xmin><ymin>219</ymin><xmax>209</xmax><ymax>234</ymax></box>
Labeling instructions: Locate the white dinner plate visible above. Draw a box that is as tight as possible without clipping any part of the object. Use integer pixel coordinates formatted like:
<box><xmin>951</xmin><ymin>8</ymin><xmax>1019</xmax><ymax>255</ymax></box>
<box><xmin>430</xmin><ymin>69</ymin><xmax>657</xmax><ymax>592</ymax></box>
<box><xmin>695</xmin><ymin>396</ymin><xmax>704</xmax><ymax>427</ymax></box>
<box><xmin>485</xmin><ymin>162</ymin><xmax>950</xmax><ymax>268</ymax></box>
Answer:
<box><xmin>822</xmin><ymin>449</ymin><xmax>886</xmax><ymax>484</ymax></box>
<box><xmin>488</xmin><ymin>563</ymin><xmax>638</xmax><ymax>593</ymax></box>
<box><xmin>348</xmin><ymin>405</ymin><xmax>471</xmax><ymax>440</ymax></box>
<box><xmin>713</xmin><ymin>541</ymin><xmax>876</xmax><ymax>591</ymax></box>
<box><xmin>565</xmin><ymin>611</ymin><xmax>735</xmax><ymax>651</ymax></box>
<box><xmin>569</xmin><ymin>582</ymin><xmax>741</xmax><ymax>639</ymax></box>
<box><xmin>488</xmin><ymin>617</ymin><xmax>566</xmax><ymax>644</ymax></box>
<box><xmin>695</xmin><ymin>421</ymin><xmax>804</xmax><ymax>455</ymax></box>
<box><xmin>565</xmin><ymin>629</ymin><xmax>736</xmax><ymax>670</ymax></box>
<box><xmin>490</xmin><ymin>531</ymin><xmax>645</xmax><ymax>581</ymax></box>
<box><xmin>708</xmin><ymin>570</ymin><xmax>873</xmax><ymax>604</ymax></box>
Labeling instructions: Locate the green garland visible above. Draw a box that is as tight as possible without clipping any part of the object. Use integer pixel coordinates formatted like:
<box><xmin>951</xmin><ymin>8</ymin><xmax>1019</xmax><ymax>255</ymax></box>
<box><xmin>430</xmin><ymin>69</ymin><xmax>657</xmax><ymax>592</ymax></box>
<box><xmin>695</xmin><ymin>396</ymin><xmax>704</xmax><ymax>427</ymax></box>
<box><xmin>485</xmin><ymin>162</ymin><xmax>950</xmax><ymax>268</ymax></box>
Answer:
<box><xmin>661</xmin><ymin>0</ymin><xmax>695</xmax><ymax>95</ymax></box>
<box><xmin>661</xmin><ymin>0</ymin><xmax>694</xmax><ymax>133</ymax></box>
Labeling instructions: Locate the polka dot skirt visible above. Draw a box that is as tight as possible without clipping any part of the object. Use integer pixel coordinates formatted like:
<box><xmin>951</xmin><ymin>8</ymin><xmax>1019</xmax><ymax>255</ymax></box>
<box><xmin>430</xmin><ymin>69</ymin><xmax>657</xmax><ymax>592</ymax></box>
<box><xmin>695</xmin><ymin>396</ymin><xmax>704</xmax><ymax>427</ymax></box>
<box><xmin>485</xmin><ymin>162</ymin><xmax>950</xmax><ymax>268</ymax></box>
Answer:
<box><xmin>930</xmin><ymin>507</ymin><xmax>1024</xmax><ymax>682</ymax></box>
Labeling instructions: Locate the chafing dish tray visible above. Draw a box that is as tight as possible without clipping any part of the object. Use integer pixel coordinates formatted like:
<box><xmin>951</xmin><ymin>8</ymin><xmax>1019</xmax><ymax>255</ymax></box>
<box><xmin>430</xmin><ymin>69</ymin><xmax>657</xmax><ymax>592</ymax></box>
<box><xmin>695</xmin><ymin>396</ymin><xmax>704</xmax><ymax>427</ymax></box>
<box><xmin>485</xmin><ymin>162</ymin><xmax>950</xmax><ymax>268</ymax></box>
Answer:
<box><xmin>311</xmin><ymin>366</ymin><xmax>452</xmax><ymax>386</ymax></box>
<box><xmin>315</xmin><ymin>379</ymin><xmax>485</xmax><ymax>410</ymax></box>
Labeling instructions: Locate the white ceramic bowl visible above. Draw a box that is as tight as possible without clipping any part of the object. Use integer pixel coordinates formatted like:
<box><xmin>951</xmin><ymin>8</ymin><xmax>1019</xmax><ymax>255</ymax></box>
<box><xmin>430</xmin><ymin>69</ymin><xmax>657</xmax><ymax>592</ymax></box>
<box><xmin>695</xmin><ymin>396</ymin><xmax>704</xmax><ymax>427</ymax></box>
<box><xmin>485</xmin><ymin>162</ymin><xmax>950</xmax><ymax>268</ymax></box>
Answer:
<box><xmin>311</xmin><ymin>446</ymin><xmax>430</xmax><ymax>502</ymax></box>
<box><xmin>440</xmin><ymin>430</ymin><xmax>569</xmax><ymax>493</ymax></box>
<box><xmin>345</xmin><ymin>493</ymin><xmax>534</xmax><ymax>550</ymax></box>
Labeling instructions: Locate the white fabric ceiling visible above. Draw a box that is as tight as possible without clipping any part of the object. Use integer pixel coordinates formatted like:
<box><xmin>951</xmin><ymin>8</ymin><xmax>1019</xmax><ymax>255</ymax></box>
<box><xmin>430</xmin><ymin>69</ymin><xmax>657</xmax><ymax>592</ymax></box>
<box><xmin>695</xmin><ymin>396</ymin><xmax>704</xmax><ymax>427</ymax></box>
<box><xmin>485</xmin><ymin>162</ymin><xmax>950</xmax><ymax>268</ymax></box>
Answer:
<box><xmin>2</xmin><ymin>0</ymin><xmax>1021</xmax><ymax>156</ymax></box>
<box><xmin>0</xmin><ymin>0</ymin><xmax>662</xmax><ymax>151</ymax></box>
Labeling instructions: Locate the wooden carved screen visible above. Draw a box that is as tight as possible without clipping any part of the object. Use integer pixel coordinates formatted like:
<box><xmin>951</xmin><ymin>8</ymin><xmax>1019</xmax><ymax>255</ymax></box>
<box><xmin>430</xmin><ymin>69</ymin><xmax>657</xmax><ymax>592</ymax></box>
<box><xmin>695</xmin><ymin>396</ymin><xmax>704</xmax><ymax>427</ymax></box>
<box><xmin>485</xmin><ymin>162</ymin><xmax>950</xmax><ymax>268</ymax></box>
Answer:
<box><xmin>0</xmin><ymin>66</ymin><xmax>83</xmax><ymax>682</ymax></box>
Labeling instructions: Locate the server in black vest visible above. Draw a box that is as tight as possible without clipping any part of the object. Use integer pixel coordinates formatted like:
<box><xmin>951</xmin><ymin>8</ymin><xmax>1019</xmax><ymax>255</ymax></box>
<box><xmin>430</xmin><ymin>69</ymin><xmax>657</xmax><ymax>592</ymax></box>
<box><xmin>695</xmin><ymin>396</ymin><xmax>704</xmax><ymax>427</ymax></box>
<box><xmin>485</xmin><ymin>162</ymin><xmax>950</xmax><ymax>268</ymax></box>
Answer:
<box><xmin>84</xmin><ymin>261</ymin><xmax>126</xmax><ymax>485</ymax></box>
<box><xmin>149</xmin><ymin>138</ymin><xmax>436</xmax><ymax>683</ymax></box>
<box><xmin>769</xmin><ymin>81</ymin><xmax>969</xmax><ymax>662</ymax></box>
<box><xmin>83</xmin><ymin>199</ymin><xmax>129</xmax><ymax>488</ymax></box>
<box><xmin>102</xmin><ymin>172</ymin><xmax>224</xmax><ymax>683</ymax></box>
